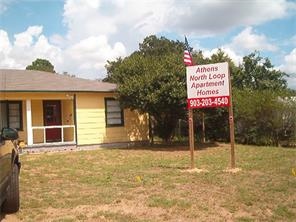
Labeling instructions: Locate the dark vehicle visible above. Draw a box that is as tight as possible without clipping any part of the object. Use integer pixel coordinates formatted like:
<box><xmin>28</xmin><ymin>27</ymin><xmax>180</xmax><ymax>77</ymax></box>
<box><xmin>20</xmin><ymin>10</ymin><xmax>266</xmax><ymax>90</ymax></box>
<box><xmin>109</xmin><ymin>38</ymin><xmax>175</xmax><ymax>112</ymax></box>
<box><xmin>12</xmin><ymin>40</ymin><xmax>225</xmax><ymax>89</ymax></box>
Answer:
<box><xmin>0</xmin><ymin>128</ymin><xmax>20</xmax><ymax>213</ymax></box>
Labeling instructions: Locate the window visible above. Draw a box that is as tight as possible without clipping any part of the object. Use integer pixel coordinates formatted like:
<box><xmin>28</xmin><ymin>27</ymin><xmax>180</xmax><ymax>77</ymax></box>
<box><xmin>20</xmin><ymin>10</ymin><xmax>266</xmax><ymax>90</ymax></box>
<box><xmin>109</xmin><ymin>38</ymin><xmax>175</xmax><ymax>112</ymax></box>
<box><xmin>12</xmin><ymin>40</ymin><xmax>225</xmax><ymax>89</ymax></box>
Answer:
<box><xmin>105</xmin><ymin>98</ymin><xmax>124</xmax><ymax>127</ymax></box>
<box><xmin>0</xmin><ymin>101</ymin><xmax>22</xmax><ymax>130</ymax></box>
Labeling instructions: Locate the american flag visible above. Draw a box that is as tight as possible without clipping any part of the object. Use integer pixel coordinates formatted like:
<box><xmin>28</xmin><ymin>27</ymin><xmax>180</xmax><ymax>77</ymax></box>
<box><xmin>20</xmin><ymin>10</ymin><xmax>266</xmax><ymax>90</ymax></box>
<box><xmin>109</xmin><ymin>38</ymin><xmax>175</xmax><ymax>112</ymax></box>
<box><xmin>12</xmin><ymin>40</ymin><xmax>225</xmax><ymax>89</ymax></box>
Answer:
<box><xmin>184</xmin><ymin>36</ymin><xmax>193</xmax><ymax>66</ymax></box>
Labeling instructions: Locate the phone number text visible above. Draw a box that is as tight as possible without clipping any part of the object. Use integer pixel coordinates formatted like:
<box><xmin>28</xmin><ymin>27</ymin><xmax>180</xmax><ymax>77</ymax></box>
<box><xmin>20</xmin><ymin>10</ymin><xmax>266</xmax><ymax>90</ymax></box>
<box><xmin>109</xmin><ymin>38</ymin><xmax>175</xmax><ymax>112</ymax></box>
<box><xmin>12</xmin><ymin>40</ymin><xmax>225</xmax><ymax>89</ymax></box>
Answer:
<box><xmin>187</xmin><ymin>96</ymin><xmax>230</xmax><ymax>108</ymax></box>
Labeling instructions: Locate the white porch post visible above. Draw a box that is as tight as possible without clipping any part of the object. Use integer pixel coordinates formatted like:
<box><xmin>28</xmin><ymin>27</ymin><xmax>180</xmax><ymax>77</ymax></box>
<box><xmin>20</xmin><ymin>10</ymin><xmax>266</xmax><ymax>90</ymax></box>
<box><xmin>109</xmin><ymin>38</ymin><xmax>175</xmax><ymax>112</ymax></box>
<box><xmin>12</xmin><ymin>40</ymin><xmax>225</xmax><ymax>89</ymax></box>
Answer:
<box><xmin>26</xmin><ymin>99</ymin><xmax>33</xmax><ymax>146</ymax></box>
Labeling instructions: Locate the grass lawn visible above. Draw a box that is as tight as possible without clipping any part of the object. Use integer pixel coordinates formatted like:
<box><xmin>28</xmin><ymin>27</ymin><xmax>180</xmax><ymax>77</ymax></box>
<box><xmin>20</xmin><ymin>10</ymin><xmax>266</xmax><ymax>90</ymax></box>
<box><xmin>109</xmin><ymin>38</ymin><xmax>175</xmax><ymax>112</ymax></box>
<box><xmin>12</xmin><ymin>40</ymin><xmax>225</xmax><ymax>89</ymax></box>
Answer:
<box><xmin>8</xmin><ymin>144</ymin><xmax>296</xmax><ymax>221</ymax></box>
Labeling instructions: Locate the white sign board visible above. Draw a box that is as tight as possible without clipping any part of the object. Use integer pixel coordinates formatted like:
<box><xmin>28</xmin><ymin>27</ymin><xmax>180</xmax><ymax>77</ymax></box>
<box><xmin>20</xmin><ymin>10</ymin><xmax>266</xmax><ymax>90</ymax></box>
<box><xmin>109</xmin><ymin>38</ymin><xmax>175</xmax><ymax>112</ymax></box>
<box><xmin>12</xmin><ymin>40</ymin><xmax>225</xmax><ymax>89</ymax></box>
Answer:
<box><xmin>186</xmin><ymin>62</ymin><xmax>230</xmax><ymax>108</ymax></box>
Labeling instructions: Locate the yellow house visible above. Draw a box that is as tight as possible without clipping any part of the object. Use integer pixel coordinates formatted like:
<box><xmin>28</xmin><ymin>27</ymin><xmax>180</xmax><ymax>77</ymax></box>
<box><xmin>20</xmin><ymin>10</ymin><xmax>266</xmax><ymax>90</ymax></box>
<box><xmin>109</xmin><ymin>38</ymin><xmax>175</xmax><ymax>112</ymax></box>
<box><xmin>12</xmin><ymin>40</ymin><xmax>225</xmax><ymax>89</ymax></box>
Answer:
<box><xmin>0</xmin><ymin>69</ymin><xmax>149</xmax><ymax>148</ymax></box>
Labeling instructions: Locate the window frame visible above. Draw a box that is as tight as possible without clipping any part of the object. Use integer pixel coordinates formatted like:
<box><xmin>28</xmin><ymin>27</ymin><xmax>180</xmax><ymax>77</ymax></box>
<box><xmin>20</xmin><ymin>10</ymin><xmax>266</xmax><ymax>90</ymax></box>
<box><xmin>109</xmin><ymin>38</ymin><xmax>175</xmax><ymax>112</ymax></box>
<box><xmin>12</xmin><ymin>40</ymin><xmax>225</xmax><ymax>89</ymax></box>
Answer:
<box><xmin>0</xmin><ymin>101</ymin><xmax>23</xmax><ymax>131</ymax></box>
<box><xmin>104</xmin><ymin>98</ymin><xmax>124</xmax><ymax>127</ymax></box>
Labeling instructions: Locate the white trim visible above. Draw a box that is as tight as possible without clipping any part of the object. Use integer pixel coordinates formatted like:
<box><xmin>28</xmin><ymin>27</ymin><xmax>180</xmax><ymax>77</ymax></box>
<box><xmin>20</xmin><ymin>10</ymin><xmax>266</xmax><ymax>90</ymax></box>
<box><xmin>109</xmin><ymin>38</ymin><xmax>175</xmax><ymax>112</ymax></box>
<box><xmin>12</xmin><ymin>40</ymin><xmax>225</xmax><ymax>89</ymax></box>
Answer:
<box><xmin>32</xmin><ymin>125</ymin><xmax>75</xmax><ymax>129</ymax></box>
<box><xmin>31</xmin><ymin>125</ymin><xmax>76</xmax><ymax>145</ymax></box>
<box><xmin>26</xmin><ymin>99</ymin><xmax>33</xmax><ymax>146</ymax></box>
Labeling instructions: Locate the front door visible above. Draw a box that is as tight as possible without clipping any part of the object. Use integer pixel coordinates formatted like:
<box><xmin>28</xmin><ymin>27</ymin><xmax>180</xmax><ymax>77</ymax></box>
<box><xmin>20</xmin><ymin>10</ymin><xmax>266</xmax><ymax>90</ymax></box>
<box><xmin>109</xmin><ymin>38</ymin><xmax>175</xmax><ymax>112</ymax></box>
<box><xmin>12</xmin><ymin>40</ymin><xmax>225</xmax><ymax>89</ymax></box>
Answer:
<box><xmin>43</xmin><ymin>101</ymin><xmax>61</xmax><ymax>142</ymax></box>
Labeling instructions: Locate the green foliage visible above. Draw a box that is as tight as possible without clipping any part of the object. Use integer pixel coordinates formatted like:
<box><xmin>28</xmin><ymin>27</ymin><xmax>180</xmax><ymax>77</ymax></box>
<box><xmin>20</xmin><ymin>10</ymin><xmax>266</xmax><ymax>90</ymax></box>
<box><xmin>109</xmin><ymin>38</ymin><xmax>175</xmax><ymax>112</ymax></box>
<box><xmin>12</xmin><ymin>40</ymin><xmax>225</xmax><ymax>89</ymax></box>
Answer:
<box><xmin>235</xmin><ymin>52</ymin><xmax>287</xmax><ymax>90</ymax></box>
<box><xmin>231</xmin><ymin>52</ymin><xmax>294</xmax><ymax>146</ymax></box>
<box><xmin>203</xmin><ymin>107</ymin><xmax>229</xmax><ymax>142</ymax></box>
<box><xmin>190</xmin><ymin>50</ymin><xmax>293</xmax><ymax>146</ymax></box>
<box><xmin>105</xmin><ymin>35</ymin><xmax>186</xmax><ymax>141</ymax></box>
<box><xmin>26</xmin><ymin>58</ymin><xmax>55</xmax><ymax>73</ymax></box>
<box><xmin>106</xmin><ymin>35</ymin><xmax>294</xmax><ymax>146</ymax></box>
<box><xmin>233</xmin><ymin>89</ymin><xmax>294</xmax><ymax>146</ymax></box>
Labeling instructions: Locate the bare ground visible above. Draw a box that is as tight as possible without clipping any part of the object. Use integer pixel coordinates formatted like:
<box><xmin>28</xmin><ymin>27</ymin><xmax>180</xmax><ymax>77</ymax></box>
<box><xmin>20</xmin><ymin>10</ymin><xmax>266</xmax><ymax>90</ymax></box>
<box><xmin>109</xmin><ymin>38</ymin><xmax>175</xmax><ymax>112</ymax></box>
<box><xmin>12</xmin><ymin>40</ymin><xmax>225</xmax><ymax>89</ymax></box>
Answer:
<box><xmin>1</xmin><ymin>144</ymin><xmax>296</xmax><ymax>221</ymax></box>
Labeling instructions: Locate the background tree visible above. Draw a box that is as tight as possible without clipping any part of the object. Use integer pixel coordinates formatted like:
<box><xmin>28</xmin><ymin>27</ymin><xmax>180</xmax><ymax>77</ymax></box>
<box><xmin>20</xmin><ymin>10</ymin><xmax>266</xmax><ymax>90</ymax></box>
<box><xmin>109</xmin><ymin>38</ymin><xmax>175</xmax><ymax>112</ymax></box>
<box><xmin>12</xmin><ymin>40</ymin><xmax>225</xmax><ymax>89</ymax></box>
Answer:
<box><xmin>106</xmin><ymin>35</ymin><xmax>295</xmax><ymax>146</ymax></box>
<box><xmin>26</xmin><ymin>58</ymin><xmax>55</xmax><ymax>73</ymax></box>
<box><xmin>105</xmin><ymin>35</ymin><xmax>186</xmax><ymax>142</ymax></box>
<box><xmin>235</xmin><ymin>52</ymin><xmax>287</xmax><ymax>90</ymax></box>
<box><xmin>187</xmin><ymin>50</ymin><xmax>293</xmax><ymax>146</ymax></box>
<box><xmin>232</xmin><ymin>53</ymin><xmax>291</xmax><ymax>146</ymax></box>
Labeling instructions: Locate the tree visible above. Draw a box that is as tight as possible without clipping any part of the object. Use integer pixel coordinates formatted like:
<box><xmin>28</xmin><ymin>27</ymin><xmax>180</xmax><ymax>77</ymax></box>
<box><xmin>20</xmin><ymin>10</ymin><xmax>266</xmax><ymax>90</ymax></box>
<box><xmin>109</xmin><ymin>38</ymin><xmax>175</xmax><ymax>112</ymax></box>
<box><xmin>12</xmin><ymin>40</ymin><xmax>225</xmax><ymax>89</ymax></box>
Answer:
<box><xmin>105</xmin><ymin>35</ymin><xmax>186</xmax><ymax>142</ymax></box>
<box><xmin>106</xmin><ymin>35</ymin><xmax>294</xmax><ymax>146</ymax></box>
<box><xmin>26</xmin><ymin>58</ymin><xmax>55</xmax><ymax>73</ymax></box>
<box><xmin>190</xmin><ymin>49</ymin><xmax>292</xmax><ymax>145</ymax></box>
<box><xmin>233</xmin><ymin>89</ymin><xmax>295</xmax><ymax>146</ymax></box>
<box><xmin>235</xmin><ymin>52</ymin><xmax>287</xmax><ymax>90</ymax></box>
<box><xmin>232</xmin><ymin>52</ymin><xmax>291</xmax><ymax>146</ymax></box>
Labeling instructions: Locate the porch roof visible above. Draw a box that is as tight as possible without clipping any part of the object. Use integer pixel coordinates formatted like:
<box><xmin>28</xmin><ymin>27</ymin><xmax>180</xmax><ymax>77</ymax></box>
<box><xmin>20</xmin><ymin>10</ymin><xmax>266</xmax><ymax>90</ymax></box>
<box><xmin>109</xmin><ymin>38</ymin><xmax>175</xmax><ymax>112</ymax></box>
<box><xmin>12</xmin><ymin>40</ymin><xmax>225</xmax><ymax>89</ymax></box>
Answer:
<box><xmin>0</xmin><ymin>69</ymin><xmax>117</xmax><ymax>92</ymax></box>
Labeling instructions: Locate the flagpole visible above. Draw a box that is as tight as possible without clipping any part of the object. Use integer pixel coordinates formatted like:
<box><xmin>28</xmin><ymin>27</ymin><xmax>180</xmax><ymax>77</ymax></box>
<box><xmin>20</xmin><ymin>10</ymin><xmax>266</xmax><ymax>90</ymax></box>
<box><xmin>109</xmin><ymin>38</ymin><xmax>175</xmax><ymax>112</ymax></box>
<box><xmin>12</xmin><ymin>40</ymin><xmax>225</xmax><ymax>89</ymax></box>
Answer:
<box><xmin>188</xmin><ymin>108</ymin><xmax>195</xmax><ymax>169</ymax></box>
<box><xmin>184</xmin><ymin>36</ymin><xmax>195</xmax><ymax>169</ymax></box>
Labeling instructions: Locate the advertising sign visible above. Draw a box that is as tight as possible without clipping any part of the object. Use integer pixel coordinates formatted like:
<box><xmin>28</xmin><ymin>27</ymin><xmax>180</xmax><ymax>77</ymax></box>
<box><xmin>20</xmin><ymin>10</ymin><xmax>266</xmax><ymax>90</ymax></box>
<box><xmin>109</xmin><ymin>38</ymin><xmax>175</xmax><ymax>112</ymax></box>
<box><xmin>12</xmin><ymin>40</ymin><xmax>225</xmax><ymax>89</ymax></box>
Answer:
<box><xmin>186</xmin><ymin>62</ymin><xmax>230</xmax><ymax>108</ymax></box>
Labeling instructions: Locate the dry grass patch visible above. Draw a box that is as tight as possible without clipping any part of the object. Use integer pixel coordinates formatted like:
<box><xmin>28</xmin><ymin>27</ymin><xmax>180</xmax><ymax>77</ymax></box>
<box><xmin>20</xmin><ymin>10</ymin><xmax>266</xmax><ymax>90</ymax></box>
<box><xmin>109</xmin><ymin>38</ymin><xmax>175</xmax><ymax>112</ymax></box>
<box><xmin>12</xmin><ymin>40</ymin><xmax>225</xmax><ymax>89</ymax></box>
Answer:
<box><xmin>1</xmin><ymin>144</ymin><xmax>295</xmax><ymax>221</ymax></box>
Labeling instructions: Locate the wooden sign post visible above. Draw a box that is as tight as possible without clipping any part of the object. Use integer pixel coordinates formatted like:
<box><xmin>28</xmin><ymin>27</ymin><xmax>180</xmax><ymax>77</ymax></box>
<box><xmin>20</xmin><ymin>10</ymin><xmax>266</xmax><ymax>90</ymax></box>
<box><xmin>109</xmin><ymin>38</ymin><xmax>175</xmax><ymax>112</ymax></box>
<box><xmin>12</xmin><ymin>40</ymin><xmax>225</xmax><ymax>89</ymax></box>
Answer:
<box><xmin>188</xmin><ymin>108</ymin><xmax>195</xmax><ymax>169</ymax></box>
<box><xmin>228</xmin><ymin>68</ymin><xmax>235</xmax><ymax>168</ymax></box>
<box><xmin>186</xmin><ymin>62</ymin><xmax>236</xmax><ymax>169</ymax></box>
<box><xmin>229</xmin><ymin>104</ymin><xmax>235</xmax><ymax>168</ymax></box>
<box><xmin>201</xmin><ymin>112</ymin><xmax>206</xmax><ymax>143</ymax></box>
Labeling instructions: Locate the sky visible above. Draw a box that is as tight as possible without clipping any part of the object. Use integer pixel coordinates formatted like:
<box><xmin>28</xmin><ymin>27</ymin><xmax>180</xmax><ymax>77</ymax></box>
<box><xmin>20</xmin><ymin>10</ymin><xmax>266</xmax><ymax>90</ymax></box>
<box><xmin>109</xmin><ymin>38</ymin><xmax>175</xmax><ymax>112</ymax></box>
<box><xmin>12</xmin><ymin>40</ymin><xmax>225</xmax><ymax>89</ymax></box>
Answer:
<box><xmin>0</xmin><ymin>0</ymin><xmax>296</xmax><ymax>88</ymax></box>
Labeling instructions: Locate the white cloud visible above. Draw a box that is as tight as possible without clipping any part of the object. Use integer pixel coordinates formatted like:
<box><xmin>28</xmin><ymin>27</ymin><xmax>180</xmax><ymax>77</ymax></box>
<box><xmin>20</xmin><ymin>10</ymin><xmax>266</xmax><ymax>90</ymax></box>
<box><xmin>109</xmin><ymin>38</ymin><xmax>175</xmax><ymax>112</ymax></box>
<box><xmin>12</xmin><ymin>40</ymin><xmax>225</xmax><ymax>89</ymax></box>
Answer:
<box><xmin>201</xmin><ymin>27</ymin><xmax>278</xmax><ymax>71</ymax></box>
<box><xmin>0</xmin><ymin>30</ymin><xmax>13</xmax><ymax>67</ymax></box>
<box><xmin>0</xmin><ymin>0</ymin><xmax>295</xmax><ymax>80</ymax></box>
<box><xmin>276</xmin><ymin>49</ymin><xmax>296</xmax><ymax>89</ymax></box>
<box><xmin>0</xmin><ymin>26</ymin><xmax>63</xmax><ymax>70</ymax></box>
<box><xmin>227</xmin><ymin>27</ymin><xmax>278</xmax><ymax>53</ymax></box>
<box><xmin>33</xmin><ymin>35</ymin><xmax>63</xmax><ymax>64</ymax></box>
<box><xmin>0</xmin><ymin>30</ymin><xmax>11</xmax><ymax>52</ymax></box>
<box><xmin>64</xmin><ymin>35</ymin><xmax>126</xmax><ymax>78</ymax></box>
<box><xmin>63</xmin><ymin>0</ymin><xmax>117</xmax><ymax>42</ymax></box>
<box><xmin>286</xmin><ymin>76</ymin><xmax>296</xmax><ymax>89</ymax></box>
<box><xmin>14</xmin><ymin>26</ymin><xmax>43</xmax><ymax>47</ymax></box>
<box><xmin>62</xmin><ymin>0</ymin><xmax>295</xmax><ymax>46</ymax></box>
<box><xmin>171</xmin><ymin>0</ymin><xmax>287</xmax><ymax>35</ymax></box>
<box><xmin>203</xmin><ymin>47</ymin><xmax>243</xmax><ymax>66</ymax></box>
<box><xmin>59</xmin><ymin>0</ymin><xmax>294</xmax><ymax>78</ymax></box>
<box><xmin>49</xmin><ymin>34</ymin><xmax>67</xmax><ymax>48</ymax></box>
<box><xmin>0</xmin><ymin>27</ymin><xmax>126</xmax><ymax>79</ymax></box>
<box><xmin>280</xmin><ymin>48</ymin><xmax>296</xmax><ymax>75</ymax></box>
<box><xmin>200</xmin><ymin>26</ymin><xmax>277</xmax><ymax>68</ymax></box>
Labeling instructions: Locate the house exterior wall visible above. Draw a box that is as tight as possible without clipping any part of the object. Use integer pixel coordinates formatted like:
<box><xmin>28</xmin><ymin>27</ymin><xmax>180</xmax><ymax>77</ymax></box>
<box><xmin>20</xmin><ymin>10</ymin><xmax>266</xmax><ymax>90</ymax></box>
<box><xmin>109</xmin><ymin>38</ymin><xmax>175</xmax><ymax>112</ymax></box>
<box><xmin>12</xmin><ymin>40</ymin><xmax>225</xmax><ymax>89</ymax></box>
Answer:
<box><xmin>0</xmin><ymin>92</ymin><xmax>149</xmax><ymax>146</ymax></box>
<box><xmin>31</xmin><ymin>100</ymin><xmax>43</xmax><ymax>143</ymax></box>
<box><xmin>62</xmin><ymin>100</ymin><xmax>74</xmax><ymax>142</ymax></box>
<box><xmin>75</xmin><ymin>93</ymin><xmax>149</xmax><ymax>145</ymax></box>
<box><xmin>0</xmin><ymin>94</ymin><xmax>28</xmax><ymax>143</ymax></box>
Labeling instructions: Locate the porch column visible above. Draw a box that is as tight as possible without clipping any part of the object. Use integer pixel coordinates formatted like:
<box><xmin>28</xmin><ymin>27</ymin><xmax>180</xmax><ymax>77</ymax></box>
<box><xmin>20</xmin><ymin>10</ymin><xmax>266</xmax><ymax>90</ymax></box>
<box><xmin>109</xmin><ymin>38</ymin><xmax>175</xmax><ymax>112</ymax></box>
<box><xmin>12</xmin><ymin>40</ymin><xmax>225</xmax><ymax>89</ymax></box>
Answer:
<box><xmin>26</xmin><ymin>99</ymin><xmax>33</xmax><ymax>146</ymax></box>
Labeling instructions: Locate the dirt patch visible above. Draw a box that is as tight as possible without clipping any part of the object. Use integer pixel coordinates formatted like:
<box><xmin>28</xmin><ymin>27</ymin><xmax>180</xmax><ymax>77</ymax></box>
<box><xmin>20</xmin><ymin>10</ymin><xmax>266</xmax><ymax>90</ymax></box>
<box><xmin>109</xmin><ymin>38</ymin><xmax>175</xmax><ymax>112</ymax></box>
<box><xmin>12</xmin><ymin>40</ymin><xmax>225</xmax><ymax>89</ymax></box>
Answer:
<box><xmin>181</xmin><ymin>168</ymin><xmax>209</xmax><ymax>173</ymax></box>
<box><xmin>223</xmin><ymin>168</ymin><xmax>242</xmax><ymax>173</ymax></box>
<box><xmin>42</xmin><ymin>200</ymin><xmax>173</xmax><ymax>221</ymax></box>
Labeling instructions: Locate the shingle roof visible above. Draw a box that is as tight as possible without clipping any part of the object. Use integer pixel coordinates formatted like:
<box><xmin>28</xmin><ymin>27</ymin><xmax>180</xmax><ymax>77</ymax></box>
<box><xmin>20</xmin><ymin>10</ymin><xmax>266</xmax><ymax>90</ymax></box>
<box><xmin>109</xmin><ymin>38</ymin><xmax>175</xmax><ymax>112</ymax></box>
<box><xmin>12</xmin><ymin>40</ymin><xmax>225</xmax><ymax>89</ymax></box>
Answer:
<box><xmin>0</xmin><ymin>69</ymin><xmax>117</xmax><ymax>92</ymax></box>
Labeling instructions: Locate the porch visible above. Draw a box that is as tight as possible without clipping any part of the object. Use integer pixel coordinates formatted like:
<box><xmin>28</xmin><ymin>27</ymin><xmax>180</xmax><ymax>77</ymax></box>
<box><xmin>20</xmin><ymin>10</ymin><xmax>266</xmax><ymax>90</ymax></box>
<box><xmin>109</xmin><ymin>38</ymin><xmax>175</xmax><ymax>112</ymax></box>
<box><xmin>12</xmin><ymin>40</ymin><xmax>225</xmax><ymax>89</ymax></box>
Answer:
<box><xmin>0</xmin><ymin>92</ymin><xmax>76</xmax><ymax>147</ymax></box>
<box><xmin>27</xmin><ymin>98</ymin><xmax>76</xmax><ymax>147</ymax></box>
